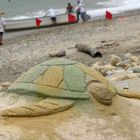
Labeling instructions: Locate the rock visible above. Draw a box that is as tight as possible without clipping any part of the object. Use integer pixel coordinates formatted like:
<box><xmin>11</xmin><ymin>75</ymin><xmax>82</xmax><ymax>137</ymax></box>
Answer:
<box><xmin>91</xmin><ymin>62</ymin><xmax>102</xmax><ymax>71</ymax></box>
<box><xmin>116</xmin><ymin>62</ymin><xmax>127</xmax><ymax>68</ymax></box>
<box><xmin>130</xmin><ymin>55</ymin><xmax>139</xmax><ymax>64</ymax></box>
<box><xmin>100</xmin><ymin>69</ymin><xmax>108</xmax><ymax>76</ymax></box>
<box><xmin>0</xmin><ymin>82</ymin><xmax>11</xmax><ymax>88</ymax></box>
<box><xmin>106</xmin><ymin>71</ymin><xmax>113</xmax><ymax>77</ymax></box>
<box><xmin>108</xmin><ymin>55</ymin><xmax>121</xmax><ymax>66</ymax></box>
<box><xmin>112</xmin><ymin>73</ymin><xmax>137</xmax><ymax>81</ymax></box>
<box><xmin>49</xmin><ymin>50</ymin><xmax>66</xmax><ymax>57</ymax></box>
<box><xmin>91</xmin><ymin>63</ymin><xmax>115</xmax><ymax>76</ymax></box>
<box><xmin>124</xmin><ymin>53</ymin><xmax>132</xmax><ymax>59</ymax></box>
<box><xmin>134</xmin><ymin>48</ymin><xmax>140</xmax><ymax>54</ymax></box>
<box><xmin>128</xmin><ymin>66</ymin><xmax>140</xmax><ymax>73</ymax></box>
<box><xmin>103</xmin><ymin>64</ymin><xmax>116</xmax><ymax>71</ymax></box>
<box><xmin>75</xmin><ymin>44</ymin><xmax>102</xmax><ymax>58</ymax></box>
<box><xmin>0</xmin><ymin>85</ymin><xmax>3</xmax><ymax>91</ymax></box>
<box><xmin>125</xmin><ymin>64</ymin><xmax>134</xmax><ymax>70</ymax></box>
<box><xmin>112</xmin><ymin>69</ymin><xmax>126</xmax><ymax>74</ymax></box>
<box><xmin>101</xmin><ymin>40</ymin><xmax>119</xmax><ymax>47</ymax></box>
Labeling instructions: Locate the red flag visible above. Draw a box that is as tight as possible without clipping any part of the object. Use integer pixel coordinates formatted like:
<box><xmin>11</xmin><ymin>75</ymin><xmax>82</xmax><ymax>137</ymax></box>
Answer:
<box><xmin>68</xmin><ymin>14</ymin><xmax>76</xmax><ymax>23</ymax></box>
<box><xmin>106</xmin><ymin>11</ymin><xmax>112</xmax><ymax>20</ymax></box>
<box><xmin>36</xmin><ymin>18</ymin><xmax>42</xmax><ymax>27</ymax></box>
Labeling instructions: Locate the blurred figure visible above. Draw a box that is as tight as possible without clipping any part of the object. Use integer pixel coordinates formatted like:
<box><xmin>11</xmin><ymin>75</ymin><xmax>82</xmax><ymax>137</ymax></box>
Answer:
<box><xmin>77</xmin><ymin>0</ymin><xmax>90</xmax><ymax>22</ymax></box>
<box><xmin>79</xmin><ymin>2</ymin><xmax>87</xmax><ymax>22</ymax></box>
<box><xmin>47</xmin><ymin>8</ymin><xmax>57</xmax><ymax>25</ymax></box>
<box><xmin>0</xmin><ymin>14</ymin><xmax>5</xmax><ymax>45</ymax></box>
<box><xmin>66</xmin><ymin>3</ymin><xmax>74</xmax><ymax>14</ymax></box>
<box><xmin>75</xmin><ymin>0</ymin><xmax>81</xmax><ymax>22</ymax></box>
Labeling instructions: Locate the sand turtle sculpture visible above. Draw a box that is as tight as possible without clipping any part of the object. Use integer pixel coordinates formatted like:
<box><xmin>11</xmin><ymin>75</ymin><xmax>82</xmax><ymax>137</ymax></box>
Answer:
<box><xmin>1</xmin><ymin>59</ymin><xmax>139</xmax><ymax>117</ymax></box>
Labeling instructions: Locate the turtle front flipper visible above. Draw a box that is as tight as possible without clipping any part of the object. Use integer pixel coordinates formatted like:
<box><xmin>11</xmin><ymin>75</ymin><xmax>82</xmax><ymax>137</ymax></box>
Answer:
<box><xmin>1</xmin><ymin>98</ymin><xmax>75</xmax><ymax>117</ymax></box>
<box><xmin>87</xmin><ymin>82</ymin><xmax>114</xmax><ymax>105</ymax></box>
<box><xmin>116</xmin><ymin>89</ymin><xmax>140</xmax><ymax>99</ymax></box>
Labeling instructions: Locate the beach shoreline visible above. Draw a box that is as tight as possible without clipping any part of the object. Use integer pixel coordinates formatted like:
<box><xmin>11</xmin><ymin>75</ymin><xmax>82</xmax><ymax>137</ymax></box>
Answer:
<box><xmin>5</xmin><ymin>8</ymin><xmax>140</xmax><ymax>39</ymax></box>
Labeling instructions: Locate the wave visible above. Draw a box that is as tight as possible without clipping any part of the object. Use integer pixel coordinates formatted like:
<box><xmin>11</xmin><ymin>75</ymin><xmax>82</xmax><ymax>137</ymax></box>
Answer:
<box><xmin>3</xmin><ymin>0</ymin><xmax>140</xmax><ymax>21</ymax></box>
<box><xmin>88</xmin><ymin>0</ymin><xmax>140</xmax><ymax>18</ymax></box>
<box><xmin>4</xmin><ymin>9</ymin><xmax>66</xmax><ymax>21</ymax></box>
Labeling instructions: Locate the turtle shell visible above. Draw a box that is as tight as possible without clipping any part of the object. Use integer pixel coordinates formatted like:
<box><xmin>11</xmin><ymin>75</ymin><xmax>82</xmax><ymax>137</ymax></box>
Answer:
<box><xmin>8</xmin><ymin>59</ymin><xmax>116</xmax><ymax>99</ymax></box>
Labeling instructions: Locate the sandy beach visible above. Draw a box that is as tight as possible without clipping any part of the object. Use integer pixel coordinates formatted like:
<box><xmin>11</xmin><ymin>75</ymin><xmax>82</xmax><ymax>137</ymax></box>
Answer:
<box><xmin>0</xmin><ymin>11</ymin><xmax>140</xmax><ymax>82</ymax></box>
<box><xmin>0</xmin><ymin>11</ymin><xmax>140</xmax><ymax>140</ymax></box>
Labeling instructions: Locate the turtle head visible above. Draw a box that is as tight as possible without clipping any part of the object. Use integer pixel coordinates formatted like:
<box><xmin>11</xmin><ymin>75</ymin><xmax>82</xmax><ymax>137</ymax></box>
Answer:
<box><xmin>87</xmin><ymin>82</ymin><xmax>114</xmax><ymax>105</ymax></box>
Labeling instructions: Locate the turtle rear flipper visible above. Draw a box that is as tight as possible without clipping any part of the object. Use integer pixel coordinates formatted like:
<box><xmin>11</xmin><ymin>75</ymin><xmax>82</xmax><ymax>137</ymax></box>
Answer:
<box><xmin>1</xmin><ymin>98</ymin><xmax>75</xmax><ymax>117</ymax></box>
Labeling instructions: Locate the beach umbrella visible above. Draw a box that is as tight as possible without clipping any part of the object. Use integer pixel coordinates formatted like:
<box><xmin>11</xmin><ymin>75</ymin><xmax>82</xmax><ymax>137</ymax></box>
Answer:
<box><xmin>0</xmin><ymin>11</ymin><xmax>5</xmax><ymax>16</ymax></box>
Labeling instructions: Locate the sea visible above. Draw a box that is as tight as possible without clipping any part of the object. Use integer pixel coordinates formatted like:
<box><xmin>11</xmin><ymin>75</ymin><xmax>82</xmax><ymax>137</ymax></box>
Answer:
<box><xmin>0</xmin><ymin>0</ymin><xmax>140</xmax><ymax>20</ymax></box>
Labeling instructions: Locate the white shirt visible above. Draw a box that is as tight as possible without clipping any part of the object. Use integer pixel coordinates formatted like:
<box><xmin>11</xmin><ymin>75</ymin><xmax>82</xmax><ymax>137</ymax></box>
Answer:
<box><xmin>80</xmin><ymin>6</ymin><xmax>86</xmax><ymax>13</ymax></box>
<box><xmin>47</xmin><ymin>8</ymin><xmax>56</xmax><ymax>17</ymax></box>
<box><xmin>79</xmin><ymin>2</ymin><xmax>86</xmax><ymax>13</ymax></box>
<box><xmin>0</xmin><ymin>17</ymin><xmax>5</xmax><ymax>32</ymax></box>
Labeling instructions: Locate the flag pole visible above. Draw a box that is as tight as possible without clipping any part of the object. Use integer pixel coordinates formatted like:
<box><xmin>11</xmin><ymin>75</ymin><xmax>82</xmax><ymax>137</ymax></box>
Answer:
<box><xmin>105</xmin><ymin>17</ymin><xmax>107</xmax><ymax>27</ymax></box>
<box><xmin>105</xmin><ymin>10</ymin><xmax>113</xmax><ymax>29</ymax></box>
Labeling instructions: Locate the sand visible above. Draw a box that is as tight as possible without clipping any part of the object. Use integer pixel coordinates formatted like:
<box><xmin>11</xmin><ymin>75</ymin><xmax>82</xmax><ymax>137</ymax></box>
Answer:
<box><xmin>0</xmin><ymin>11</ymin><xmax>140</xmax><ymax>140</ymax></box>
<box><xmin>0</xmin><ymin>12</ymin><xmax>140</xmax><ymax>82</ymax></box>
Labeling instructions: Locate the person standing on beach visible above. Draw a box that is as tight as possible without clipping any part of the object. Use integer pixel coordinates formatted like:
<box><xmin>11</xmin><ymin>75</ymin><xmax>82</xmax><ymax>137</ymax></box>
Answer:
<box><xmin>47</xmin><ymin>8</ymin><xmax>57</xmax><ymax>25</ymax></box>
<box><xmin>75</xmin><ymin>0</ymin><xmax>81</xmax><ymax>22</ymax></box>
<box><xmin>76</xmin><ymin>0</ymin><xmax>89</xmax><ymax>22</ymax></box>
<box><xmin>0</xmin><ymin>16</ymin><xmax>5</xmax><ymax>45</ymax></box>
<box><xmin>79</xmin><ymin>2</ymin><xmax>87</xmax><ymax>22</ymax></box>
<box><xmin>66</xmin><ymin>3</ymin><xmax>74</xmax><ymax>14</ymax></box>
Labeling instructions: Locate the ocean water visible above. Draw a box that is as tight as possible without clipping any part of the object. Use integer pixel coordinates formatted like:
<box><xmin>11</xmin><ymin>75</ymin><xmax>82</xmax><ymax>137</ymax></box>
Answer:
<box><xmin>0</xmin><ymin>0</ymin><xmax>140</xmax><ymax>20</ymax></box>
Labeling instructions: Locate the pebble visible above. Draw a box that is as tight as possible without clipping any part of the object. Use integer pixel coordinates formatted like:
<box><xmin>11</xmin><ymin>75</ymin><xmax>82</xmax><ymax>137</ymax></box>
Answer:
<box><xmin>128</xmin><ymin>66</ymin><xmax>140</xmax><ymax>73</ymax></box>
<box><xmin>124</xmin><ymin>53</ymin><xmax>132</xmax><ymax>59</ymax></box>
<box><xmin>0</xmin><ymin>82</ymin><xmax>11</xmax><ymax>87</ymax></box>
<box><xmin>0</xmin><ymin>85</ymin><xmax>3</xmax><ymax>91</ymax></box>
<box><xmin>108</xmin><ymin>54</ymin><xmax>121</xmax><ymax>66</ymax></box>
<box><xmin>130</xmin><ymin>55</ymin><xmax>139</xmax><ymax>63</ymax></box>
<box><xmin>112</xmin><ymin>73</ymin><xmax>137</xmax><ymax>81</ymax></box>
<box><xmin>116</xmin><ymin>61</ymin><xmax>127</xmax><ymax>68</ymax></box>
<box><xmin>49</xmin><ymin>50</ymin><xmax>66</xmax><ymax>57</ymax></box>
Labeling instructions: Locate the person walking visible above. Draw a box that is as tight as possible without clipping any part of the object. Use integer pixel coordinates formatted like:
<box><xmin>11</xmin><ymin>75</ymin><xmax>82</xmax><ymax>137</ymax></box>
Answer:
<box><xmin>47</xmin><ymin>8</ymin><xmax>57</xmax><ymax>25</ymax></box>
<box><xmin>0</xmin><ymin>13</ymin><xmax>5</xmax><ymax>45</ymax></box>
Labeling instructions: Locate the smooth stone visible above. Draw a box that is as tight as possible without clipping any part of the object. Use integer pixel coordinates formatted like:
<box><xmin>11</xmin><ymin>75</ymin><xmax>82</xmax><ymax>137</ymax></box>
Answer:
<box><xmin>108</xmin><ymin>54</ymin><xmax>121</xmax><ymax>66</ymax></box>
<box><xmin>116</xmin><ymin>61</ymin><xmax>127</xmax><ymax>68</ymax></box>
<box><xmin>128</xmin><ymin>66</ymin><xmax>140</xmax><ymax>73</ymax></box>
<box><xmin>0</xmin><ymin>82</ymin><xmax>11</xmax><ymax>87</ymax></box>
<box><xmin>130</xmin><ymin>55</ymin><xmax>139</xmax><ymax>63</ymax></box>
<box><xmin>0</xmin><ymin>85</ymin><xmax>3</xmax><ymax>90</ymax></box>
<box><xmin>112</xmin><ymin>73</ymin><xmax>137</xmax><ymax>81</ymax></box>
<box><xmin>124</xmin><ymin>53</ymin><xmax>132</xmax><ymax>59</ymax></box>
<box><xmin>49</xmin><ymin>50</ymin><xmax>66</xmax><ymax>57</ymax></box>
